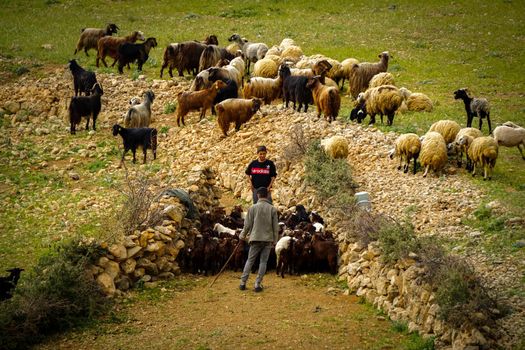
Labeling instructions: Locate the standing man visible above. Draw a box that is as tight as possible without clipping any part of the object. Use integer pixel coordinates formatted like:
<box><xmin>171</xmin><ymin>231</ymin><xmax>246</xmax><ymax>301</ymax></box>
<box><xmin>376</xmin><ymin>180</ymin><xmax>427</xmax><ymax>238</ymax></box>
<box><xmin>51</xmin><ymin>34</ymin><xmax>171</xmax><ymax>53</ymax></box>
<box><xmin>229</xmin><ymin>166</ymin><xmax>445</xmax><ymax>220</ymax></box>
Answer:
<box><xmin>239</xmin><ymin>187</ymin><xmax>279</xmax><ymax>292</ymax></box>
<box><xmin>245</xmin><ymin>145</ymin><xmax>277</xmax><ymax>204</ymax></box>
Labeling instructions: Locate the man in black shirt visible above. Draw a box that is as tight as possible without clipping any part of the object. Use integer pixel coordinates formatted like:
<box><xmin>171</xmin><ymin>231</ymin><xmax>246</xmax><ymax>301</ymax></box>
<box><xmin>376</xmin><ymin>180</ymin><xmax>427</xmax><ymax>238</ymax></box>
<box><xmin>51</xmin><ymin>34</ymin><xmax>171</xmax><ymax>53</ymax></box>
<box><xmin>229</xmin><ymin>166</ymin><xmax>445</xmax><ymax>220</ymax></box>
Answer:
<box><xmin>245</xmin><ymin>145</ymin><xmax>277</xmax><ymax>204</ymax></box>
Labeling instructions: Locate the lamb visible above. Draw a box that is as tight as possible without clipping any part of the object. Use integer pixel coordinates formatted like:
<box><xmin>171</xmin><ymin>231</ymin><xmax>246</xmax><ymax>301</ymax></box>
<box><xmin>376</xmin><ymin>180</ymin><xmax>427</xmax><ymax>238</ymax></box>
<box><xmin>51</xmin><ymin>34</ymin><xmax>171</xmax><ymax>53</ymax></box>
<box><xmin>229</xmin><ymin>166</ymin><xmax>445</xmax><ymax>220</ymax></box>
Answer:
<box><xmin>453</xmin><ymin>88</ymin><xmax>492</xmax><ymax>134</ymax></box>
<box><xmin>176</xmin><ymin>80</ymin><xmax>227</xmax><ymax>127</ymax></box>
<box><xmin>275</xmin><ymin>235</ymin><xmax>296</xmax><ymax>278</ymax></box>
<box><xmin>160</xmin><ymin>41</ymin><xmax>207</xmax><ymax>78</ymax></box>
<box><xmin>467</xmin><ymin>136</ymin><xmax>498</xmax><ymax>180</ymax></box>
<box><xmin>216</xmin><ymin>98</ymin><xmax>262</xmax><ymax>136</ymax></box>
<box><xmin>68</xmin><ymin>59</ymin><xmax>97</xmax><ymax>96</ymax></box>
<box><xmin>68</xmin><ymin>83</ymin><xmax>103</xmax><ymax>134</ymax></box>
<box><xmin>349</xmin><ymin>51</ymin><xmax>390</xmax><ymax>99</ymax></box>
<box><xmin>320</xmin><ymin>136</ymin><xmax>349</xmax><ymax>159</ymax></box>
<box><xmin>242</xmin><ymin>75</ymin><xmax>282</xmax><ymax>105</ymax></box>
<box><xmin>112</xmin><ymin>124</ymin><xmax>157</xmax><ymax>166</ymax></box>
<box><xmin>369</xmin><ymin>72</ymin><xmax>395</xmax><ymax>88</ymax></box>
<box><xmin>349</xmin><ymin>85</ymin><xmax>403</xmax><ymax>125</ymax></box>
<box><xmin>398</xmin><ymin>87</ymin><xmax>433</xmax><ymax>113</ymax></box>
<box><xmin>252</xmin><ymin>58</ymin><xmax>278</xmax><ymax>78</ymax></box>
<box><xmin>493</xmin><ymin>122</ymin><xmax>525</xmax><ymax>159</ymax></box>
<box><xmin>428</xmin><ymin>119</ymin><xmax>461</xmax><ymax>144</ymax></box>
<box><xmin>96</xmin><ymin>30</ymin><xmax>145</xmax><ymax>68</ymax></box>
<box><xmin>0</xmin><ymin>268</ymin><xmax>24</xmax><ymax>301</ymax></box>
<box><xmin>117</xmin><ymin>37</ymin><xmax>158</xmax><ymax>73</ymax></box>
<box><xmin>228</xmin><ymin>34</ymin><xmax>268</xmax><ymax>75</ymax></box>
<box><xmin>420</xmin><ymin>131</ymin><xmax>448</xmax><ymax>177</ymax></box>
<box><xmin>124</xmin><ymin>90</ymin><xmax>155</xmax><ymax>128</ymax></box>
<box><xmin>388</xmin><ymin>133</ymin><xmax>421</xmax><ymax>174</ymax></box>
<box><xmin>306</xmin><ymin>75</ymin><xmax>341</xmax><ymax>123</ymax></box>
<box><xmin>279</xmin><ymin>64</ymin><xmax>313</xmax><ymax>112</ymax></box>
<box><xmin>74</xmin><ymin>23</ymin><xmax>118</xmax><ymax>56</ymax></box>
<box><xmin>448</xmin><ymin>127</ymin><xmax>483</xmax><ymax>168</ymax></box>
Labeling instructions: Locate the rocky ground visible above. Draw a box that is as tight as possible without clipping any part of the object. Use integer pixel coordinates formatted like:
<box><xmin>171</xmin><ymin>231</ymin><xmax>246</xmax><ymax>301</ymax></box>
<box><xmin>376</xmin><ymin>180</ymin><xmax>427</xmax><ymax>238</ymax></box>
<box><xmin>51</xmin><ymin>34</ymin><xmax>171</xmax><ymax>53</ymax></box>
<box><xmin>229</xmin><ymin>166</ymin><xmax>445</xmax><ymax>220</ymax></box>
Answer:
<box><xmin>0</xmin><ymin>66</ymin><xmax>523</xmax><ymax>347</ymax></box>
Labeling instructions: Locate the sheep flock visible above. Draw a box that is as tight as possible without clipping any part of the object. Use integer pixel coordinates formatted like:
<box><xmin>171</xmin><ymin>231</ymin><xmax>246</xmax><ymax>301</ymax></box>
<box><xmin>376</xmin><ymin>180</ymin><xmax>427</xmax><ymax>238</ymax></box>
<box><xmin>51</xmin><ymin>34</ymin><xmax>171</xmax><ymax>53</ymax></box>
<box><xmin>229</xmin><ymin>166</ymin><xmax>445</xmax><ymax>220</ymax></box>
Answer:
<box><xmin>66</xmin><ymin>27</ymin><xmax>523</xmax><ymax>181</ymax></box>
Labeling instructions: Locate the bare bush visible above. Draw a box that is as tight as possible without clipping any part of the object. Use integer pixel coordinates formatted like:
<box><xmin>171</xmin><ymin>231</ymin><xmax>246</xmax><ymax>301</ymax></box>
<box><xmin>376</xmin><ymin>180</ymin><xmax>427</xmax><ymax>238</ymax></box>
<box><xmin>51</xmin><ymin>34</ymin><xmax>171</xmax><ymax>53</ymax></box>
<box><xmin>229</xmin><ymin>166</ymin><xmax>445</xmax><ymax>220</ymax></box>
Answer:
<box><xmin>117</xmin><ymin>170</ymin><xmax>164</xmax><ymax>236</ymax></box>
<box><xmin>345</xmin><ymin>209</ymin><xmax>390</xmax><ymax>244</ymax></box>
<box><xmin>282</xmin><ymin>124</ymin><xmax>311</xmax><ymax>163</ymax></box>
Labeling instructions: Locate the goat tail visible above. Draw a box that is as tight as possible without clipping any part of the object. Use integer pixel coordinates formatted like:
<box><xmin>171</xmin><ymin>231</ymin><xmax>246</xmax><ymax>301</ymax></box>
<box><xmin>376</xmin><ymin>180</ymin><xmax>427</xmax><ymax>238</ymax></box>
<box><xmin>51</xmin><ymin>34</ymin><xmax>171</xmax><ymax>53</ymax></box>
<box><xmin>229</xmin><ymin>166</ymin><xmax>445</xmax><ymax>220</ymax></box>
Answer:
<box><xmin>123</xmin><ymin>109</ymin><xmax>133</xmax><ymax>127</ymax></box>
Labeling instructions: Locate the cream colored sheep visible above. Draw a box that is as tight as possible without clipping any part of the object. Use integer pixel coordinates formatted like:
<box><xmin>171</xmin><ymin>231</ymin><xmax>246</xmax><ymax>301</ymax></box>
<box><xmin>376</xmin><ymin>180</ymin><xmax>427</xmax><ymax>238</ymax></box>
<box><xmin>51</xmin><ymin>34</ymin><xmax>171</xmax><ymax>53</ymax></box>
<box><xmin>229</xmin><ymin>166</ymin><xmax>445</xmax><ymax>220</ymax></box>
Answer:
<box><xmin>350</xmin><ymin>85</ymin><xmax>403</xmax><ymax>125</ymax></box>
<box><xmin>281</xmin><ymin>45</ymin><xmax>303</xmax><ymax>62</ymax></box>
<box><xmin>349</xmin><ymin>51</ymin><xmax>389</xmax><ymax>99</ymax></box>
<box><xmin>279</xmin><ymin>38</ymin><xmax>296</xmax><ymax>49</ymax></box>
<box><xmin>264</xmin><ymin>54</ymin><xmax>283</xmax><ymax>66</ymax></box>
<box><xmin>467</xmin><ymin>136</ymin><xmax>498</xmax><ymax>180</ymax></box>
<box><xmin>369</xmin><ymin>72</ymin><xmax>395</xmax><ymax>88</ymax></box>
<box><xmin>253</xmin><ymin>58</ymin><xmax>278</xmax><ymax>78</ymax></box>
<box><xmin>429</xmin><ymin>120</ymin><xmax>461</xmax><ymax>144</ymax></box>
<box><xmin>266</xmin><ymin>45</ymin><xmax>282</xmax><ymax>57</ymax></box>
<box><xmin>242</xmin><ymin>76</ymin><xmax>282</xmax><ymax>105</ymax></box>
<box><xmin>320</xmin><ymin>136</ymin><xmax>349</xmax><ymax>159</ymax></box>
<box><xmin>493</xmin><ymin>122</ymin><xmax>525</xmax><ymax>159</ymax></box>
<box><xmin>389</xmin><ymin>133</ymin><xmax>421</xmax><ymax>174</ymax></box>
<box><xmin>226</xmin><ymin>42</ymin><xmax>243</xmax><ymax>56</ymax></box>
<box><xmin>340</xmin><ymin>58</ymin><xmax>359</xmax><ymax>89</ymax></box>
<box><xmin>449</xmin><ymin>127</ymin><xmax>483</xmax><ymax>168</ymax></box>
<box><xmin>420</xmin><ymin>131</ymin><xmax>448</xmax><ymax>177</ymax></box>
<box><xmin>398</xmin><ymin>87</ymin><xmax>433</xmax><ymax>113</ymax></box>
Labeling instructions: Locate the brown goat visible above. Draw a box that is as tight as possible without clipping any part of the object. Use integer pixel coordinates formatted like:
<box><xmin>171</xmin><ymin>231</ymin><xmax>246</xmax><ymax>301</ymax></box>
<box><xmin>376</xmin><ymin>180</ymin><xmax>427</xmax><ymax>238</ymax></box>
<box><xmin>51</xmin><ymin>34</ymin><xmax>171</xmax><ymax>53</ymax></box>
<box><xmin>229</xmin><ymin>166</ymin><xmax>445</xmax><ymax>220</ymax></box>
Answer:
<box><xmin>160</xmin><ymin>41</ymin><xmax>207</xmax><ymax>78</ymax></box>
<box><xmin>96</xmin><ymin>31</ymin><xmax>145</xmax><ymax>67</ymax></box>
<box><xmin>176</xmin><ymin>80</ymin><xmax>227</xmax><ymax>127</ymax></box>
<box><xmin>311</xmin><ymin>234</ymin><xmax>338</xmax><ymax>274</ymax></box>
<box><xmin>306</xmin><ymin>75</ymin><xmax>341</xmax><ymax>122</ymax></box>
<box><xmin>215</xmin><ymin>98</ymin><xmax>262</xmax><ymax>136</ymax></box>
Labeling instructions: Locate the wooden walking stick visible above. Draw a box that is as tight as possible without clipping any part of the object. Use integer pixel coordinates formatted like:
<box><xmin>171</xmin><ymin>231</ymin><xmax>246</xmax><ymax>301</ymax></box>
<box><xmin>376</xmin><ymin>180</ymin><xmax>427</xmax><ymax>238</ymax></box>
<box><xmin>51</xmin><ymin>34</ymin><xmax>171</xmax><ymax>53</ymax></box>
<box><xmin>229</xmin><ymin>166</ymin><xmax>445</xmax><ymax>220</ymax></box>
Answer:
<box><xmin>208</xmin><ymin>240</ymin><xmax>242</xmax><ymax>288</ymax></box>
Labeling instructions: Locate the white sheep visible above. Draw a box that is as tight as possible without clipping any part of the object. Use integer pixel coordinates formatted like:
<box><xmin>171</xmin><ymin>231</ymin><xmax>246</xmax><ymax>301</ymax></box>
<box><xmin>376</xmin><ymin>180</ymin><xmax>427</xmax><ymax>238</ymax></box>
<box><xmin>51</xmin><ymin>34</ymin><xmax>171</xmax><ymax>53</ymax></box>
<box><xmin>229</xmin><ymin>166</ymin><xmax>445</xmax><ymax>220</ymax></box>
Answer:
<box><xmin>213</xmin><ymin>223</ymin><xmax>237</xmax><ymax>236</ymax></box>
<box><xmin>428</xmin><ymin>120</ymin><xmax>461</xmax><ymax>144</ymax></box>
<box><xmin>467</xmin><ymin>136</ymin><xmax>498</xmax><ymax>180</ymax></box>
<box><xmin>493</xmin><ymin>122</ymin><xmax>525</xmax><ymax>159</ymax></box>
<box><xmin>389</xmin><ymin>133</ymin><xmax>421</xmax><ymax>174</ymax></box>
<box><xmin>124</xmin><ymin>90</ymin><xmax>155</xmax><ymax>128</ymax></box>
<box><xmin>320</xmin><ymin>136</ymin><xmax>349</xmax><ymax>159</ymax></box>
<box><xmin>339</xmin><ymin>57</ymin><xmax>359</xmax><ymax>89</ymax></box>
<box><xmin>228</xmin><ymin>34</ymin><xmax>268</xmax><ymax>75</ymax></box>
<box><xmin>420</xmin><ymin>131</ymin><xmax>448</xmax><ymax>177</ymax></box>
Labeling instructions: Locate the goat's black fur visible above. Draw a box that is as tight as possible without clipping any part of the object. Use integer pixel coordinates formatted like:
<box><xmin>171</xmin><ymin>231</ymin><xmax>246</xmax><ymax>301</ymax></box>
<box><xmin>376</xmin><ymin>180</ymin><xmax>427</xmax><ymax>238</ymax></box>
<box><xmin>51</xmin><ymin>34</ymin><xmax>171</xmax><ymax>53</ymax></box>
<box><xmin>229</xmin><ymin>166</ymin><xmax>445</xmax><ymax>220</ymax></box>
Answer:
<box><xmin>279</xmin><ymin>65</ymin><xmax>313</xmax><ymax>112</ymax></box>
<box><xmin>69</xmin><ymin>83</ymin><xmax>103</xmax><ymax>134</ymax></box>
<box><xmin>454</xmin><ymin>88</ymin><xmax>492</xmax><ymax>134</ymax></box>
<box><xmin>117</xmin><ymin>37</ymin><xmax>158</xmax><ymax>74</ymax></box>
<box><xmin>0</xmin><ymin>268</ymin><xmax>24</xmax><ymax>301</ymax></box>
<box><xmin>112</xmin><ymin>124</ymin><xmax>157</xmax><ymax>165</ymax></box>
<box><xmin>68</xmin><ymin>59</ymin><xmax>98</xmax><ymax>96</ymax></box>
<box><xmin>209</xmin><ymin>79</ymin><xmax>238</xmax><ymax>115</ymax></box>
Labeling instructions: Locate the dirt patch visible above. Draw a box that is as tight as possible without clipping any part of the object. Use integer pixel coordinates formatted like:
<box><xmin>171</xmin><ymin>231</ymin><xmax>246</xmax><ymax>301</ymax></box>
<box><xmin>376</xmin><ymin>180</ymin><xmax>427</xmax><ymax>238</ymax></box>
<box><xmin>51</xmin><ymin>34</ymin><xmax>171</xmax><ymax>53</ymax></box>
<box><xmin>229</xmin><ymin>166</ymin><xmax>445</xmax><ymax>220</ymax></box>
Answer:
<box><xmin>38</xmin><ymin>272</ymin><xmax>413</xmax><ymax>350</ymax></box>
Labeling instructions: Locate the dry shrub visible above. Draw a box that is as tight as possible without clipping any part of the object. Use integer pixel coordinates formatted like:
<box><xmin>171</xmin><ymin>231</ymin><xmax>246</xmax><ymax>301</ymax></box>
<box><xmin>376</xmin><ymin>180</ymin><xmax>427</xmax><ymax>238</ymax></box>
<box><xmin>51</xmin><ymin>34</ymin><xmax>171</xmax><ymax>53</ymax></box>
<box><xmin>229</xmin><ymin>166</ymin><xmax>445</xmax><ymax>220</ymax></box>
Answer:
<box><xmin>345</xmin><ymin>208</ymin><xmax>388</xmax><ymax>244</ymax></box>
<box><xmin>117</xmin><ymin>170</ymin><xmax>164</xmax><ymax>235</ymax></box>
<box><xmin>282</xmin><ymin>124</ymin><xmax>310</xmax><ymax>163</ymax></box>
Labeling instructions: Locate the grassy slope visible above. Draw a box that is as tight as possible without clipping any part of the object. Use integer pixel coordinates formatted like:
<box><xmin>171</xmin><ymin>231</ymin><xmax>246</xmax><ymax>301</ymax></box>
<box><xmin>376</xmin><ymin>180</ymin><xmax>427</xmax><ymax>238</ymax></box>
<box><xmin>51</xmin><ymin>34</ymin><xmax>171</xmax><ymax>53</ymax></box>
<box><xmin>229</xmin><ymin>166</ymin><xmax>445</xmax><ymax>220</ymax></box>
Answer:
<box><xmin>0</xmin><ymin>0</ymin><xmax>524</xmax><ymax>267</ymax></box>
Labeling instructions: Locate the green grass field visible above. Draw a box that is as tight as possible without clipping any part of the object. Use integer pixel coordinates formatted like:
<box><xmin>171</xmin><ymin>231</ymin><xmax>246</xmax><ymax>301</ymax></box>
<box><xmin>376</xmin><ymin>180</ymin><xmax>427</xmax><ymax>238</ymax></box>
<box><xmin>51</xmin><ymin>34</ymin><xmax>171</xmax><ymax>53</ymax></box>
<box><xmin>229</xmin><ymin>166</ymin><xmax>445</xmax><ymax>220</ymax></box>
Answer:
<box><xmin>0</xmin><ymin>0</ymin><xmax>524</xmax><ymax>266</ymax></box>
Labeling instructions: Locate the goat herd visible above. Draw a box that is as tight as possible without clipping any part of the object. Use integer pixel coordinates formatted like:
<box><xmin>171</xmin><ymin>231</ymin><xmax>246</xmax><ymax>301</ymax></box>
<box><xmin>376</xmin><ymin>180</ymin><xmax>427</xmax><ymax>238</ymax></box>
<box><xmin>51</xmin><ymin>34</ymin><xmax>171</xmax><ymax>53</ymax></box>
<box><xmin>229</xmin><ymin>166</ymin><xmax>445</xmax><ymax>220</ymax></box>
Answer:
<box><xmin>67</xmin><ymin>25</ymin><xmax>525</xmax><ymax>171</ymax></box>
<box><xmin>179</xmin><ymin>205</ymin><xmax>338</xmax><ymax>277</ymax></box>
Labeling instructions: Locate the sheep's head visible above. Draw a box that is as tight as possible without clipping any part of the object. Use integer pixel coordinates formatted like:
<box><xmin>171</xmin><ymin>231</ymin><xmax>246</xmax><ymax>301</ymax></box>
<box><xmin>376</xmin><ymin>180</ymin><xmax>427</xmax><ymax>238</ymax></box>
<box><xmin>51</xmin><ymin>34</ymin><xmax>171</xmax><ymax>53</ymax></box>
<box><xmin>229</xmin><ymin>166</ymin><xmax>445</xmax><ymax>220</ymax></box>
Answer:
<box><xmin>306</xmin><ymin>76</ymin><xmax>321</xmax><ymax>89</ymax></box>
<box><xmin>91</xmin><ymin>83</ymin><xmax>104</xmax><ymax>96</ymax></box>
<box><xmin>252</xmin><ymin>98</ymin><xmax>263</xmax><ymax>112</ymax></box>
<box><xmin>129</xmin><ymin>97</ymin><xmax>141</xmax><ymax>106</ymax></box>
<box><xmin>145</xmin><ymin>37</ymin><xmax>158</xmax><ymax>48</ymax></box>
<box><xmin>112</xmin><ymin>124</ymin><xmax>122</xmax><ymax>136</ymax></box>
<box><xmin>228</xmin><ymin>34</ymin><xmax>241</xmax><ymax>42</ymax></box>
<box><xmin>204</xmin><ymin>34</ymin><xmax>219</xmax><ymax>46</ymax></box>
<box><xmin>453</xmin><ymin>88</ymin><xmax>470</xmax><ymax>100</ymax></box>
<box><xmin>106</xmin><ymin>23</ymin><xmax>119</xmax><ymax>35</ymax></box>
<box><xmin>379</xmin><ymin>51</ymin><xmax>390</xmax><ymax>60</ymax></box>
<box><xmin>144</xmin><ymin>90</ymin><xmax>155</xmax><ymax>103</ymax></box>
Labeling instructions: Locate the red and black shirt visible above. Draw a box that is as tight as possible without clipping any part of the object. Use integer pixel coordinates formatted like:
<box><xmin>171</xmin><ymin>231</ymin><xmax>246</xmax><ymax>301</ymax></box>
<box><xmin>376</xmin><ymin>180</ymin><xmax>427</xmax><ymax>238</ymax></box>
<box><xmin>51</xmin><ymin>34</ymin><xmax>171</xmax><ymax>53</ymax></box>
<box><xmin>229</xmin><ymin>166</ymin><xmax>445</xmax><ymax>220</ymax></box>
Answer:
<box><xmin>245</xmin><ymin>159</ymin><xmax>277</xmax><ymax>189</ymax></box>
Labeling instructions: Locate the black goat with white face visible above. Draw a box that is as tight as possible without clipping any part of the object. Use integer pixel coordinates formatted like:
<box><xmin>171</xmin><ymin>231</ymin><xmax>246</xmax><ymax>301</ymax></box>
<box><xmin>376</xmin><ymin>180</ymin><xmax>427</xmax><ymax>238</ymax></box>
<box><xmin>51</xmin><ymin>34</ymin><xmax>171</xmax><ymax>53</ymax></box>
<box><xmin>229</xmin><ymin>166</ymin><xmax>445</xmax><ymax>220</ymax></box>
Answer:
<box><xmin>69</xmin><ymin>83</ymin><xmax>103</xmax><ymax>134</ymax></box>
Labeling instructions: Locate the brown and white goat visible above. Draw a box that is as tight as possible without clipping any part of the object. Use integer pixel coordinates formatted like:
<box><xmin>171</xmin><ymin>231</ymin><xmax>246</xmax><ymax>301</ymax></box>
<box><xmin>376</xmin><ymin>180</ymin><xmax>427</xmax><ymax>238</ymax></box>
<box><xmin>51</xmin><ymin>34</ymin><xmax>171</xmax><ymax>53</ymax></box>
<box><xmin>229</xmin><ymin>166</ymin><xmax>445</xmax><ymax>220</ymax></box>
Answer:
<box><xmin>215</xmin><ymin>98</ymin><xmax>262</xmax><ymax>136</ymax></box>
<box><xmin>176</xmin><ymin>80</ymin><xmax>227</xmax><ymax>126</ymax></box>
<box><xmin>96</xmin><ymin>30</ymin><xmax>145</xmax><ymax>67</ymax></box>
<box><xmin>306</xmin><ymin>75</ymin><xmax>341</xmax><ymax>122</ymax></box>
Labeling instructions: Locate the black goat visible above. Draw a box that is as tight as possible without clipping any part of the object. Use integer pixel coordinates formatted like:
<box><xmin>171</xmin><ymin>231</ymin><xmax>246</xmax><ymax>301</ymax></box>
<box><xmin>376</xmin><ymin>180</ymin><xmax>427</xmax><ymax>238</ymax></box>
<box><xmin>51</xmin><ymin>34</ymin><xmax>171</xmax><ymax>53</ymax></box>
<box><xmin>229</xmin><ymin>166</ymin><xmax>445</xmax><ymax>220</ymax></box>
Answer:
<box><xmin>0</xmin><ymin>268</ymin><xmax>24</xmax><ymax>301</ymax></box>
<box><xmin>69</xmin><ymin>83</ymin><xmax>103</xmax><ymax>134</ymax></box>
<box><xmin>68</xmin><ymin>59</ymin><xmax>97</xmax><ymax>96</ymax></box>
<box><xmin>279</xmin><ymin>64</ymin><xmax>313</xmax><ymax>112</ymax></box>
<box><xmin>112</xmin><ymin>124</ymin><xmax>157</xmax><ymax>165</ymax></box>
<box><xmin>209</xmin><ymin>79</ymin><xmax>238</xmax><ymax>115</ymax></box>
<box><xmin>453</xmin><ymin>88</ymin><xmax>492</xmax><ymax>134</ymax></box>
<box><xmin>117</xmin><ymin>37</ymin><xmax>158</xmax><ymax>74</ymax></box>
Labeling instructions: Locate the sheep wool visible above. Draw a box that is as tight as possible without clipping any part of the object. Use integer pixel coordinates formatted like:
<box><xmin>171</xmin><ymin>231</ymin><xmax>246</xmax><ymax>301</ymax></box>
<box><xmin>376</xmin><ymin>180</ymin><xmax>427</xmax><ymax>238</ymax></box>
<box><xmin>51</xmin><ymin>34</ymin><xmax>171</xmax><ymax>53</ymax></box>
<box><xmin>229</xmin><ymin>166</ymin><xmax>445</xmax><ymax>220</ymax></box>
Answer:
<box><xmin>451</xmin><ymin>127</ymin><xmax>484</xmax><ymax>168</ymax></box>
<box><xmin>467</xmin><ymin>136</ymin><xmax>498</xmax><ymax>180</ymax></box>
<box><xmin>349</xmin><ymin>51</ymin><xmax>390</xmax><ymax>99</ymax></box>
<box><xmin>281</xmin><ymin>45</ymin><xmax>304</xmax><ymax>62</ymax></box>
<box><xmin>279</xmin><ymin>38</ymin><xmax>296</xmax><ymax>49</ymax></box>
<box><xmin>242</xmin><ymin>76</ymin><xmax>282</xmax><ymax>105</ymax></box>
<box><xmin>253</xmin><ymin>58</ymin><xmax>278</xmax><ymax>78</ymax></box>
<box><xmin>391</xmin><ymin>133</ymin><xmax>421</xmax><ymax>174</ymax></box>
<box><xmin>266</xmin><ymin>45</ymin><xmax>282</xmax><ymax>57</ymax></box>
<box><xmin>352</xmin><ymin>85</ymin><xmax>403</xmax><ymax>125</ymax></box>
<box><xmin>420</xmin><ymin>131</ymin><xmax>448</xmax><ymax>177</ymax></box>
<box><xmin>493</xmin><ymin>123</ymin><xmax>525</xmax><ymax>159</ymax></box>
<box><xmin>369</xmin><ymin>72</ymin><xmax>395</xmax><ymax>88</ymax></box>
<box><xmin>320</xmin><ymin>136</ymin><xmax>349</xmax><ymax>159</ymax></box>
<box><xmin>429</xmin><ymin>120</ymin><xmax>461</xmax><ymax>144</ymax></box>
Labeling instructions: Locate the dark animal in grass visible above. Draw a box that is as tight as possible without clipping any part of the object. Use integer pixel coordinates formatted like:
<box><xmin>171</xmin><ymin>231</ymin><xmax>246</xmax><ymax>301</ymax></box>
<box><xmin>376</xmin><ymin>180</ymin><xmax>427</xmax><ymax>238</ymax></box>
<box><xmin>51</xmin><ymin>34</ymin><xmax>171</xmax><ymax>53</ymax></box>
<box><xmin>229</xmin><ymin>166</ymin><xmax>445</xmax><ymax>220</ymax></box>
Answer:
<box><xmin>160</xmin><ymin>41</ymin><xmax>207</xmax><ymax>78</ymax></box>
<box><xmin>68</xmin><ymin>59</ymin><xmax>98</xmax><ymax>96</ymax></box>
<box><xmin>69</xmin><ymin>83</ymin><xmax>103</xmax><ymax>134</ymax></box>
<box><xmin>117</xmin><ymin>37</ymin><xmax>158</xmax><ymax>74</ymax></box>
<box><xmin>279</xmin><ymin>64</ymin><xmax>313</xmax><ymax>112</ymax></box>
<box><xmin>74</xmin><ymin>23</ymin><xmax>119</xmax><ymax>56</ymax></box>
<box><xmin>0</xmin><ymin>268</ymin><xmax>24</xmax><ymax>301</ymax></box>
<box><xmin>112</xmin><ymin>124</ymin><xmax>157</xmax><ymax>166</ymax></box>
<box><xmin>453</xmin><ymin>88</ymin><xmax>492</xmax><ymax>134</ymax></box>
